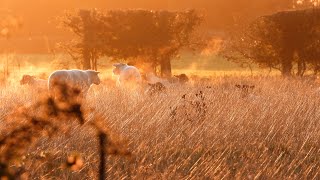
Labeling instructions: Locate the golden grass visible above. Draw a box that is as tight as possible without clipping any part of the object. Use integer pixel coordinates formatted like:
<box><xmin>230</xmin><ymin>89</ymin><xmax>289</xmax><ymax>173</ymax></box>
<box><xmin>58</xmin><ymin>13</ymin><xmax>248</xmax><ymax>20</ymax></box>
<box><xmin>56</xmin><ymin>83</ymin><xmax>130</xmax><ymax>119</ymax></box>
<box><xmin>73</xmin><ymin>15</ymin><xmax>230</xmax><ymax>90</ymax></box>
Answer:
<box><xmin>0</xmin><ymin>76</ymin><xmax>320</xmax><ymax>179</ymax></box>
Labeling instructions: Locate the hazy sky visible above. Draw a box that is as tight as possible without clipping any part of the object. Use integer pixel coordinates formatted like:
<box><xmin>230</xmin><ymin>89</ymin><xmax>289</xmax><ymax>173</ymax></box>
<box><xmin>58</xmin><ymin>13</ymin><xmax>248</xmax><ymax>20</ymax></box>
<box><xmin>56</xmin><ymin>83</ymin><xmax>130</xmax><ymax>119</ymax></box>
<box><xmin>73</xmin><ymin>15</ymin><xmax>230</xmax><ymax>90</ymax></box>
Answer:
<box><xmin>0</xmin><ymin>0</ymin><xmax>293</xmax><ymax>53</ymax></box>
<box><xmin>1</xmin><ymin>0</ymin><xmax>292</xmax><ymax>30</ymax></box>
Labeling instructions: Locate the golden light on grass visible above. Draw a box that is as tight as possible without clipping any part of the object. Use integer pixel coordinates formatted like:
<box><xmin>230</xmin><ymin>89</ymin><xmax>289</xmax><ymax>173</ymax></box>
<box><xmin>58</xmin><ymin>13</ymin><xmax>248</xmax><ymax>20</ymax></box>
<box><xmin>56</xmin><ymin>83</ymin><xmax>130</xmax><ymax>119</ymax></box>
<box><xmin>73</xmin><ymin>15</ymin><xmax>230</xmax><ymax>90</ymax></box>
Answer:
<box><xmin>0</xmin><ymin>75</ymin><xmax>319</xmax><ymax>179</ymax></box>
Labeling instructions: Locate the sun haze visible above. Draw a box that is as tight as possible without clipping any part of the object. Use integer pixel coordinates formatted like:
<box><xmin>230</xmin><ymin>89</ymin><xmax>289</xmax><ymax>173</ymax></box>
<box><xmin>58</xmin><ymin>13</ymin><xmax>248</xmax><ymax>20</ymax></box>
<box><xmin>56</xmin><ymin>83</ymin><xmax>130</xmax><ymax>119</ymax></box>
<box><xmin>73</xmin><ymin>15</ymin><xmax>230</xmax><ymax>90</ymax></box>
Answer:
<box><xmin>1</xmin><ymin>0</ymin><xmax>292</xmax><ymax>53</ymax></box>
<box><xmin>1</xmin><ymin>1</ymin><xmax>320</xmax><ymax>179</ymax></box>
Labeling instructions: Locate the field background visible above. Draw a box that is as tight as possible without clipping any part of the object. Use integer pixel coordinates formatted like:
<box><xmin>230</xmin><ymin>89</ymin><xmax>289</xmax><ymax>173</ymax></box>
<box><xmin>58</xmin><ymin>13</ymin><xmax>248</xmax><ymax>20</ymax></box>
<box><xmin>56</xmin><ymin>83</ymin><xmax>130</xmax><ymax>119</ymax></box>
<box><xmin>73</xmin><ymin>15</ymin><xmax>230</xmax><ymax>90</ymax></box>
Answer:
<box><xmin>1</xmin><ymin>54</ymin><xmax>319</xmax><ymax>179</ymax></box>
<box><xmin>0</xmin><ymin>74</ymin><xmax>319</xmax><ymax>179</ymax></box>
<box><xmin>0</xmin><ymin>53</ymin><xmax>276</xmax><ymax>83</ymax></box>
<box><xmin>1</xmin><ymin>0</ymin><xmax>320</xmax><ymax>178</ymax></box>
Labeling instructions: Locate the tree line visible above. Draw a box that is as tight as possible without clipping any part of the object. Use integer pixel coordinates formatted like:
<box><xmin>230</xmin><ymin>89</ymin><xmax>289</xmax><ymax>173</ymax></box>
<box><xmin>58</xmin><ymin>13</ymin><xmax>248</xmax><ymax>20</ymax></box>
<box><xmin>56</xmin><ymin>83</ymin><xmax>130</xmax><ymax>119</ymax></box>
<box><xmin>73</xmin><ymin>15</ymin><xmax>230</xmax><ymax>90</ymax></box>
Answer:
<box><xmin>61</xmin><ymin>9</ymin><xmax>204</xmax><ymax>77</ymax></box>
<box><xmin>60</xmin><ymin>2</ymin><xmax>320</xmax><ymax>77</ymax></box>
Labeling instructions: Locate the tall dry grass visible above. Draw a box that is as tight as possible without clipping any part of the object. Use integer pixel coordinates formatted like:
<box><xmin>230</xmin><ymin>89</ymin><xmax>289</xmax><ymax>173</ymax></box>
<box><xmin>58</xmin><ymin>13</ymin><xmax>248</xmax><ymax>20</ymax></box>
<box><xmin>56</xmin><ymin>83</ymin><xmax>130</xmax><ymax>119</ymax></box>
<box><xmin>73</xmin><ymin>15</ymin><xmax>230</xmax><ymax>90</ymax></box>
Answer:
<box><xmin>0</xmin><ymin>76</ymin><xmax>320</xmax><ymax>179</ymax></box>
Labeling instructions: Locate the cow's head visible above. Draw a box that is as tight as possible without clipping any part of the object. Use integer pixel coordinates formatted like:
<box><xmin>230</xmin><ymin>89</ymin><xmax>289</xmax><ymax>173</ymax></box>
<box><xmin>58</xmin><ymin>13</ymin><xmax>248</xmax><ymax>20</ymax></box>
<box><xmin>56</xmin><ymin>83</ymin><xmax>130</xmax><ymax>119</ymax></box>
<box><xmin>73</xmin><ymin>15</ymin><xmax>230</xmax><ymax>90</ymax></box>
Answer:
<box><xmin>20</xmin><ymin>75</ymin><xmax>35</xmax><ymax>85</ymax></box>
<box><xmin>112</xmin><ymin>63</ymin><xmax>127</xmax><ymax>75</ymax></box>
<box><xmin>86</xmin><ymin>70</ymin><xmax>101</xmax><ymax>85</ymax></box>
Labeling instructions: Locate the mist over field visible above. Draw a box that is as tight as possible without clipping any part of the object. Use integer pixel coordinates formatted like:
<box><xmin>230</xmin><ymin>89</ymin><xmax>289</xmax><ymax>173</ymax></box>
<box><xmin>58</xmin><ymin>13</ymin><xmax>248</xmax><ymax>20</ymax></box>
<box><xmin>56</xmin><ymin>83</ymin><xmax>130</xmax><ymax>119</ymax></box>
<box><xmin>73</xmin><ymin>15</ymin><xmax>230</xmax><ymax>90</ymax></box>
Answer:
<box><xmin>1</xmin><ymin>0</ymin><xmax>320</xmax><ymax>179</ymax></box>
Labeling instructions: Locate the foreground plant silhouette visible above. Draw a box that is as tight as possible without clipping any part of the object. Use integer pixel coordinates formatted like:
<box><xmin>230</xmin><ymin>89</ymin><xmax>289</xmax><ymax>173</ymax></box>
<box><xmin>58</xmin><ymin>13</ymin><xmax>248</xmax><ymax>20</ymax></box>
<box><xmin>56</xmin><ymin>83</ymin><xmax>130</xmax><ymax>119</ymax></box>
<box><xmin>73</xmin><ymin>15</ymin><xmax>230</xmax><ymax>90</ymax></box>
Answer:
<box><xmin>0</xmin><ymin>82</ymin><xmax>130</xmax><ymax>179</ymax></box>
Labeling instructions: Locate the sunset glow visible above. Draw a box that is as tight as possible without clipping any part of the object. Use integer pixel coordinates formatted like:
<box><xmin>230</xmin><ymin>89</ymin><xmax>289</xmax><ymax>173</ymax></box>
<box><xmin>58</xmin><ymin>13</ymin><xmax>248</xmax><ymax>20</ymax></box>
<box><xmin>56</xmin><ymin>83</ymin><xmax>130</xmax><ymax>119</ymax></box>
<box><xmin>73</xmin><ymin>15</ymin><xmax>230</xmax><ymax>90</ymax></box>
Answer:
<box><xmin>1</xmin><ymin>1</ymin><xmax>320</xmax><ymax>179</ymax></box>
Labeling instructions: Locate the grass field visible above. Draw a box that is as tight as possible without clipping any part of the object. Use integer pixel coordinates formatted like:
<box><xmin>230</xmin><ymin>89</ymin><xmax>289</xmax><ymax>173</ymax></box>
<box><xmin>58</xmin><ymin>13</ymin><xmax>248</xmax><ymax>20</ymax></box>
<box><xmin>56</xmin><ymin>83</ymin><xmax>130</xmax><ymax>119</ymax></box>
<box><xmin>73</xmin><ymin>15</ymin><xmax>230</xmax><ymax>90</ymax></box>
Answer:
<box><xmin>0</xmin><ymin>73</ymin><xmax>320</xmax><ymax>179</ymax></box>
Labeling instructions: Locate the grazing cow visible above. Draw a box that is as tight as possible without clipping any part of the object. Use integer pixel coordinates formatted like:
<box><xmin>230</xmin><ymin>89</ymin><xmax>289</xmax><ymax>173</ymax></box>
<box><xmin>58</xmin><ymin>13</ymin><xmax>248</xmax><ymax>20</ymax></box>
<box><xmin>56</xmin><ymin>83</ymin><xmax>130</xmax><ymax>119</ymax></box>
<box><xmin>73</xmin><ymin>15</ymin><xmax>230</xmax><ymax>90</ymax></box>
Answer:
<box><xmin>112</xmin><ymin>63</ymin><xmax>142</xmax><ymax>87</ymax></box>
<box><xmin>146</xmin><ymin>73</ymin><xmax>189</xmax><ymax>86</ymax></box>
<box><xmin>48</xmin><ymin>70</ymin><xmax>100</xmax><ymax>100</ymax></box>
<box><xmin>20</xmin><ymin>75</ymin><xmax>47</xmax><ymax>89</ymax></box>
<box><xmin>145</xmin><ymin>82</ymin><xmax>167</xmax><ymax>96</ymax></box>
<box><xmin>174</xmin><ymin>74</ymin><xmax>189</xmax><ymax>84</ymax></box>
<box><xmin>145</xmin><ymin>73</ymin><xmax>171</xmax><ymax>86</ymax></box>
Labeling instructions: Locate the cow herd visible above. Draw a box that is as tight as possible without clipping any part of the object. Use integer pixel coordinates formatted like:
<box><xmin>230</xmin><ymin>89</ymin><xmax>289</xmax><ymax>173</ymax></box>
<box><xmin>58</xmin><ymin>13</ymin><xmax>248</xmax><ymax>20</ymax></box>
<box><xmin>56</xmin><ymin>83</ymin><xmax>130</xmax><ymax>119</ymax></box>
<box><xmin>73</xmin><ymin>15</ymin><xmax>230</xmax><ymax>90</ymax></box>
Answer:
<box><xmin>19</xmin><ymin>63</ymin><xmax>189</xmax><ymax>99</ymax></box>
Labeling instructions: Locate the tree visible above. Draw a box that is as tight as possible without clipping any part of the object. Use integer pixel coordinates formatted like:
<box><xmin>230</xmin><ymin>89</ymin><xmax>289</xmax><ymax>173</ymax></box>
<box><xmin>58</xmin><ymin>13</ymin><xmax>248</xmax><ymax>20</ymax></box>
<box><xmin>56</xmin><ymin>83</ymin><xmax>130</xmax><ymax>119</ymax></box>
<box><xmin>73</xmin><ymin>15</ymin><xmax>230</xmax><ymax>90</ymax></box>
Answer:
<box><xmin>221</xmin><ymin>8</ymin><xmax>320</xmax><ymax>76</ymax></box>
<box><xmin>61</xmin><ymin>9</ymin><xmax>204</xmax><ymax>76</ymax></box>
<box><xmin>221</xmin><ymin>17</ymin><xmax>283</xmax><ymax>74</ymax></box>
<box><xmin>0</xmin><ymin>15</ymin><xmax>22</xmax><ymax>40</ymax></box>
<box><xmin>61</xmin><ymin>10</ymin><xmax>105</xmax><ymax>70</ymax></box>
<box><xmin>0</xmin><ymin>14</ymin><xmax>23</xmax><ymax>79</ymax></box>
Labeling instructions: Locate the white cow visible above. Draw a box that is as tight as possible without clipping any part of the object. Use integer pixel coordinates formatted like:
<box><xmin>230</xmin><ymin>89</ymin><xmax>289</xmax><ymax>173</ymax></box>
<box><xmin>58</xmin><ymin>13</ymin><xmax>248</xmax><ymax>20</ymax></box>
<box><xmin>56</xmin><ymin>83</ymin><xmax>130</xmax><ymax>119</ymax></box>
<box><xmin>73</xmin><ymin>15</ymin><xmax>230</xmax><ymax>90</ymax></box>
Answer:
<box><xmin>112</xmin><ymin>63</ymin><xmax>142</xmax><ymax>87</ymax></box>
<box><xmin>20</xmin><ymin>75</ymin><xmax>47</xmax><ymax>90</ymax></box>
<box><xmin>48</xmin><ymin>70</ymin><xmax>100</xmax><ymax>99</ymax></box>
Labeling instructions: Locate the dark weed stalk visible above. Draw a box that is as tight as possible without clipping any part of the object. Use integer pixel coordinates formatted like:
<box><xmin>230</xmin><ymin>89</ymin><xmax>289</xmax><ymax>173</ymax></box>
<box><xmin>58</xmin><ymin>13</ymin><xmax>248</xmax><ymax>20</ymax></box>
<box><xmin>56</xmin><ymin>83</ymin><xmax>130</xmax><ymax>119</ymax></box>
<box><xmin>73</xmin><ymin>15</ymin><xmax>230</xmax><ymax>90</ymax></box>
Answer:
<box><xmin>90</xmin><ymin>121</ymin><xmax>132</xmax><ymax>180</ymax></box>
<box><xmin>170</xmin><ymin>91</ymin><xmax>208</xmax><ymax>123</ymax></box>
<box><xmin>98</xmin><ymin>132</ymin><xmax>107</xmax><ymax>180</ymax></box>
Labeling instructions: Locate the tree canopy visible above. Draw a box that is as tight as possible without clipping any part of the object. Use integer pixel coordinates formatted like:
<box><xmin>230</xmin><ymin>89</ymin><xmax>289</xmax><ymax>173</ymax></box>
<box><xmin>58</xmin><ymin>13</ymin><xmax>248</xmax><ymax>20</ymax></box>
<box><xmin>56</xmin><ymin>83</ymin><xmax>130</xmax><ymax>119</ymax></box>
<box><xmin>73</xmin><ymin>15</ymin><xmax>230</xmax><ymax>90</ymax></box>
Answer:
<box><xmin>62</xmin><ymin>9</ymin><xmax>204</xmax><ymax>76</ymax></box>
<box><xmin>221</xmin><ymin>8</ymin><xmax>320</xmax><ymax>76</ymax></box>
<box><xmin>0</xmin><ymin>15</ymin><xmax>22</xmax><ymax>40</ymax></box>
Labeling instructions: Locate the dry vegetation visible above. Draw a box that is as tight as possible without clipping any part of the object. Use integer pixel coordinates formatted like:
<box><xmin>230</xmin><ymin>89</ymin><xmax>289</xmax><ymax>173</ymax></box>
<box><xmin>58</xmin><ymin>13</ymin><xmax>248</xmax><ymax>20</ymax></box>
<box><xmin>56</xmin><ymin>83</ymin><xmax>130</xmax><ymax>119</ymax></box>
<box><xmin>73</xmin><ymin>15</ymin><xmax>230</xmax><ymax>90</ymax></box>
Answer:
<box><xmin>0</xmin><ymin>76</ymin><xmax>320</xmax><ymax>179</ymax></box>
